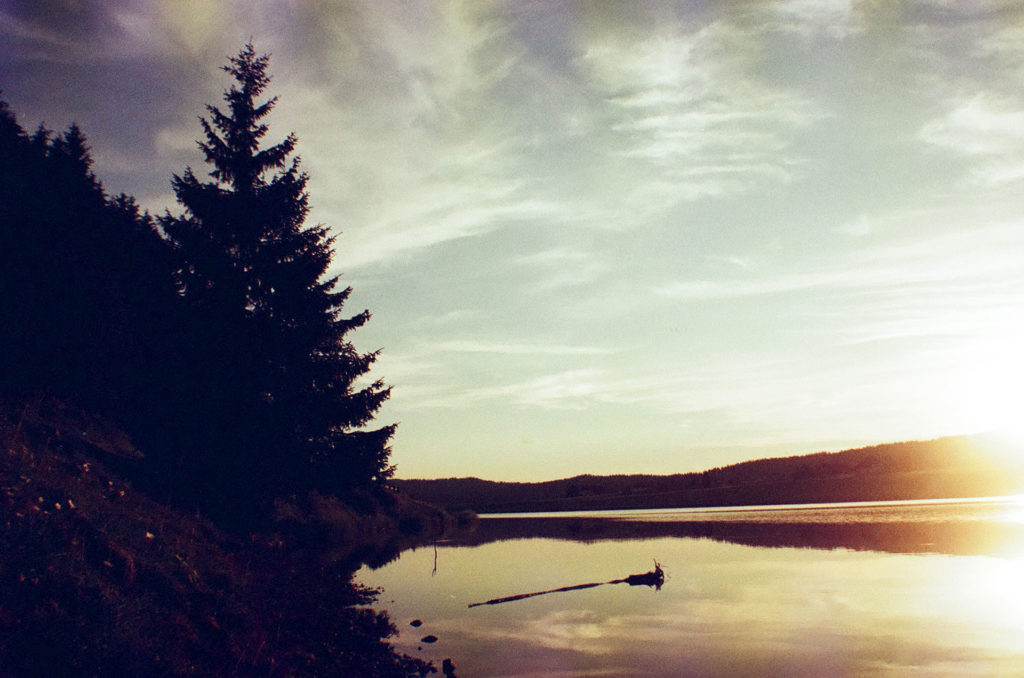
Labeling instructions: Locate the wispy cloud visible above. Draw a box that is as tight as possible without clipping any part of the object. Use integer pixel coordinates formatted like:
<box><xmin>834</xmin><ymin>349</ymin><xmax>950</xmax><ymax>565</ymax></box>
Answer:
<box><xmin>412</xmin><ymin>354</ymin><xmax>934</xmax><ymax>453</ymax></box>
<box><xmin>254</xmin><ymin>5</ymin><xmax>590</xmax><ymax>271</ymax></box>
<box><xmin>835</xmin><ymin>214</ymin><xmax>873</xmax><ymax>237</ymax></box>
<box><xmin>705</xmin><ymin>255</ymin><xmax>755</xmax><ymax>270</ymax></box>
<box><xmin>434</xmin><ymin>340</ymin><xmax>615</xmax><ymax>357</ymax></box>
<box><xmin>579</xmin><ymin>22</ymin><xmax>825</xmax><ymax>204</ymax></box>
<box><xmin>511</xmin><ymin>246</ymin><xmax>610</xmax><ymax>292</ymax></box>
<box><xmin>655</xmin><ymin>219</ymin><xmax>1024</xmax><ymax>302</ymax></box>
<box><xmin>338</xmin><ymin>188</ymin><xmax>567</xmax><ymax>270</ymax></box>
<box><xmin>764</xmin><ymin>0</ymin><xmax>862</xmax><ymax>39</ymax></box>
<box><xmin>422</xmin><ymin>361</ymin><xmax>777</xmax><ymax>415</ymax></box>
<box><xmin>471</xmin><ymin>369</ymin><xmax>607</xmax><ymax>411</ymax></box>
<box><xmin>920</xmin><ymin>94</ymin><xmax>1024</xmax><ymax>185</ymax></box>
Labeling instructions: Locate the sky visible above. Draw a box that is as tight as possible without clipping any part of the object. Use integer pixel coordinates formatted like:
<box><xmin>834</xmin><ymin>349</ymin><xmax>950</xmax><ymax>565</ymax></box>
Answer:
<box><xmin>3</xmin><ymin>0</ymin><xmax>1024</xmax><ymax>481</ymax></box>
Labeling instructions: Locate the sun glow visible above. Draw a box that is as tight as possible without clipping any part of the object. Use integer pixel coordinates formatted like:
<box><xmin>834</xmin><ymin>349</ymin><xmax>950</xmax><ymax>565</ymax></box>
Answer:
<box><xmin>997</xmin><ymin>495</ymin><xmax>1024</xmax><ymax>527</ymax></box>
<box><xmin>948</xmin><ymin>557</ymin><xmax>1024</xmax><ymax>648</ymax></box>
<box><xmin>952</xmin><ymin>336</ymin><xmax>1024</xmax><ymax>439</ymax></box>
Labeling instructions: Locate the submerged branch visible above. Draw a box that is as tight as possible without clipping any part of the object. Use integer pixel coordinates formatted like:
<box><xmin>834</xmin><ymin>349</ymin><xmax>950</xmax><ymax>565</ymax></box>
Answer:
<box><xmin>468</xmin><ymin>561</ymin><xmax>663</xmax><ymax>608</ymax></box>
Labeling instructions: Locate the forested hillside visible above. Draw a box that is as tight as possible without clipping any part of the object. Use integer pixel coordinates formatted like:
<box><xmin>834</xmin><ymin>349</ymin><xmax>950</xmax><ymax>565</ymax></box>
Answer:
<box><xmin>396</xmin><ymin>434</ymin><xmax>1024</xmax><ymax>513</ymax></box>
<box><xmin>1</xmin><ymin>44</ymin><xmax>395</xmax><ymax>530</ymax></box>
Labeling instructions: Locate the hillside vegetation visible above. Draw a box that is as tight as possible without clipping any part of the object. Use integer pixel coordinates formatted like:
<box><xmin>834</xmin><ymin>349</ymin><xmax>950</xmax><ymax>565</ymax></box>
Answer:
<box><xmin>1</xmin><ymin>398</ymin><xmax>443</xmax><ymax>676</ymax></box>
<box><xmin>396</xmin><ymin>435</ymin><xmax>1024</xmax><ymax>514</ymax></box>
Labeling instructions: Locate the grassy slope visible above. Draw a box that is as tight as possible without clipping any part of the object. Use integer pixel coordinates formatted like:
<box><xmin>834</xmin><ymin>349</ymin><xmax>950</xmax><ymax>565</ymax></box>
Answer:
<box><xmin>0</xmin><ymin>399</ymin><xmax>438</xmax><ymax>677</ymax></box>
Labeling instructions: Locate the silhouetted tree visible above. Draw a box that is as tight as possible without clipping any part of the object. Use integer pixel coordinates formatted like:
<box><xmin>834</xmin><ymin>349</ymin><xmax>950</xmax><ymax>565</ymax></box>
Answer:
<box><xmin>161</xmin><ymin>45</ymin><xmax>394</xmax><ymax>520</ymax></box>
<box><xmin>0</xmin><ymin>96</ymin><xmax>177</xmax><ymax>421</ymax></box>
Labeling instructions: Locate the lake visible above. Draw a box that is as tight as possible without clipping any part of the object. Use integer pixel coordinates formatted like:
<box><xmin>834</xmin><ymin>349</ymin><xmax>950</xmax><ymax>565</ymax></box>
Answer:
<box><xmin>356</xmin><ymin>498</ymin><xmax>1024</xmax><ymax>677</ymax></box>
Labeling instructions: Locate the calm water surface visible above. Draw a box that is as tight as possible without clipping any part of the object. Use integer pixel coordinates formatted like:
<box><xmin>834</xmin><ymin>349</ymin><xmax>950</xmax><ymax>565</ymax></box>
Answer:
<box><xmin>356</xmin><ymin>498</ymin><xmax>1024</xmax><ymax>677</ymax></box>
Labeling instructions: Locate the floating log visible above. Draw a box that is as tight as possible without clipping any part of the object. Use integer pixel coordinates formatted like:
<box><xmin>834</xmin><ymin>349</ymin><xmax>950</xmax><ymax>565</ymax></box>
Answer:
<box><xmin>469</xmin><ymin>561</ymin><xmax>663</xmax><ymax>608</ymax></box>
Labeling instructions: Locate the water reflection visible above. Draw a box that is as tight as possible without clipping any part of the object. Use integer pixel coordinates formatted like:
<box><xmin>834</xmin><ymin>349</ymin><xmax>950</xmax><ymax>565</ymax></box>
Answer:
<box><xmin>358</xmin><ymin>500</ymin><xmax>1024</xmax><ymax>677</ymax></box>
<box><xmin>458</xmin><ymin>498</ymin><xmax>1024</xmax><ymax>557</ymax></box>
<box><xmin>468</xmin><ymin>561</ymin><xmax>664</xmax><ymax>608</ymax></box>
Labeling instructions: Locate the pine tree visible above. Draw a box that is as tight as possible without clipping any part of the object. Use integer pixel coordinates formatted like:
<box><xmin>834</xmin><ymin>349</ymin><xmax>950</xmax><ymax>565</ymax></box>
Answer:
<box><xmin>0</xmin><ymin>98</ymin><xmax>176</xmax><ymax>419</ymax></box>
<box><xmin>163</xmin><ymin>45</ymin><xmax>394</xmax><ymax>516</ymax></box>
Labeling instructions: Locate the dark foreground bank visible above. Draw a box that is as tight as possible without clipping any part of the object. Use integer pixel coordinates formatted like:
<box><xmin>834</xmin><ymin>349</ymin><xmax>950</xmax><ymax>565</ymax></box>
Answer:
<box><xmin>0</xmin><ymin>399</ymin><xmax>449</xmax><ymax>677</ymax></box>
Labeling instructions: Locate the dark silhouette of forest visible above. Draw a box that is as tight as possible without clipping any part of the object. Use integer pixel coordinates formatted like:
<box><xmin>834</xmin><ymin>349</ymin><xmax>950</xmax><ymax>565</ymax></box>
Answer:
<box><xmin>1</xmin><ymin>45</ymin><xmax>452</xmax><ymax>677</ymax></box>
<box><xmin>396</xmin><ymin>434</ymin><xmax>1024</xmax><ymax>514</ymax></box>
<box><xmin>1</xmin><ymin>44</ymin><xmax>395</xmax><ymax>530</ymax></box>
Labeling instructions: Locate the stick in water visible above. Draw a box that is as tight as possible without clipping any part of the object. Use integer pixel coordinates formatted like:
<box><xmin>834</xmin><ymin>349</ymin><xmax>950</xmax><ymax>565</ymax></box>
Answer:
<box><xmin>468</xmin><ymin>561</ymin><xmax>663</xmax><ymax>608</ymax></box>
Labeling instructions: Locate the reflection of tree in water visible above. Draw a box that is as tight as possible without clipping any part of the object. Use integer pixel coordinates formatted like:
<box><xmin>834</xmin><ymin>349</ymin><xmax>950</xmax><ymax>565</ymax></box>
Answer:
<box><xmin>447</xmin><ymin>514</ymin><xmax>1024</xmax><ymax>557</ymax></box>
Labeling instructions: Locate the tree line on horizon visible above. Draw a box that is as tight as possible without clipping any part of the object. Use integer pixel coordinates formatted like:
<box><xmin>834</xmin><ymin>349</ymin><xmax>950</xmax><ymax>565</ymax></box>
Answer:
<box><xmin>396</xmin><ymin>434</ymin><xmax>1024</xmax><ymax>513</ymax></box>
<box><xmin>0</xmin><ymin>44</ymin><xmax>394</xmax><ymax>529</ymax></box>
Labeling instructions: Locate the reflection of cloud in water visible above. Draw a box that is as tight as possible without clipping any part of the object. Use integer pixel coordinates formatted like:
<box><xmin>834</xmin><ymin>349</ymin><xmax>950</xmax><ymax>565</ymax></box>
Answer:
<box><xmin>360</xmin><ymin>505</ymin><xmax>1024</xmax><ymax>677</ymax></box>
<box><xmin>527</xmin><ymin>610</ymin><xmax>606</xmax><ymax>651</ymax></box>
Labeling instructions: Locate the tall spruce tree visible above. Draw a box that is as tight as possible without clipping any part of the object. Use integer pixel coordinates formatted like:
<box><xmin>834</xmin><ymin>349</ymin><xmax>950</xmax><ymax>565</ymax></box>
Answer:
<box><xmin>163</xmin><ymin>45</ymin><xmax>394</xmax><ymax>516</ymax></box>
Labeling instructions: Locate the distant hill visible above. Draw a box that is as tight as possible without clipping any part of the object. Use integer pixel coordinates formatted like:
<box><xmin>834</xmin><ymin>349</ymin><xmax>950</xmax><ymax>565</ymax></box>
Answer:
<box><xmin>395</xmin><ymin>434</ymin><xmax>1024</xmax><ymax>514</ymax></box>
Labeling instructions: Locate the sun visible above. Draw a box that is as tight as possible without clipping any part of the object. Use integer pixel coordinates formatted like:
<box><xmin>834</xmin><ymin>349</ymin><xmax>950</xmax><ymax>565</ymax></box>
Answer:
<box><xmin>952</xmin><ymin>337</ymin><xmax>1024</xmax><ymax>439</ymax></box>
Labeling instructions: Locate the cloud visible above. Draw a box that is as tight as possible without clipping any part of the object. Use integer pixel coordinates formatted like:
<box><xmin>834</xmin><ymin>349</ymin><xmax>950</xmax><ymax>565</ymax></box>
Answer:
<box><xmin>919</xmin><ymin>94</ymin><xmax>1024</xmax><ymax>185</ymax></box>
<box><xmin>642</xmin><ymin>216</ymin><xmax>1024</xmax><ymax>442</ymax></box>
<box><xmin>382</xmin><ymin>205</ymin><xmax>1024</xmax><ymax>429</ymax></box>
<box><xmin>0</xmin><ymin>1</ymin><xmax>116</xmax><ymax>59</ymax></box>
<box><xmin>514</xmin><ymin>246</ymin><xmax>594</xmax><ymax>268</ymax></box>
<box><xmin>976</xmin><ymin>21</ymin><xmax>1024</xmax><ymax>63</ymax></box>
<box><xmin>466</xmin><ymin>369</ymin><xmax>607</xmax><ymax>411</ymax></box>
<box><xmin>435</xmin><ymin>362</ymin><xmax>780</xmax><ymax>416</ymax></box>
<box><xmin>434</xmin><ymin>340</ymin><xmax>615</xmax><ymax>356</ymax></box>
<box><xmin>386</xmin><ymin>366</ymin><xmax>638</xmax><ymax>413</ymax></box>
<box><xmin>765</xmin><ymin>0</ymin><xmax>862</xmax><ymax>39</ymax></box>
<box><xmin>836</xmin><ymin>214</ymin><xmax>873</xmax><ymax>237</ymax></box>
<box><xmin>920</xmin><ymin>95</ymin><xmax>1024</xmax><ymax>154</ymax></box>
<box><xmin>578</xmin><ymin>21</ymin><xmax>825</xmax><ymax>205</ymax></box>
<box><xmin>511</xmin><ymin>246</ymin><xmax>610</xmax><ymax>292</ymax></box>
<box><xmin>223</xmin><ymin>4</ymin><xmax>599</xmax><ymax>271</ymax></box>
<box><xmin>1</xmin><ymin>0</ymin><xmax>567</xmax><ymax>269</ymax></box>
<box><xmin>705</xmin><ymin>254</ymin><xmax>755</xmax><ymax>270</ymax></box>
<box><xmin>370</xmin><ymin>340</ymin><xmax>619</xmax><ymax>412</ymax></box>
<box><xmin>337</xmin><ymin>188</ymin><xmax>567</xmax><ymax>270</ymax></box>
<box><xmin>655</xmin><ymin>219</ymin><xmax>1024</xmax><ymax>302</ymax></box>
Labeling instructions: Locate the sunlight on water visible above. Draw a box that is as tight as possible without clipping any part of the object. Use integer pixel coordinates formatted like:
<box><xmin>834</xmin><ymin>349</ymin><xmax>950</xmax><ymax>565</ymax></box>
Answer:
<box><xmin>486</xmin><ymin>496</ymin><xmax>1024</xmax><ymax>526</ymax></box>
<box><xmin>995</xmin><ymin>494</ymin><xmax>1024</xmax><ymax>525</ymax></box>
<box><xmin>359</xmin><ymin>499</ymin><xmax>1024</xmax><ymax>677</ymax></box>
<box><xmin>950</xmin><ymin>558</ymin><xmax>1024</xmax><ymax>643</ymax></box>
